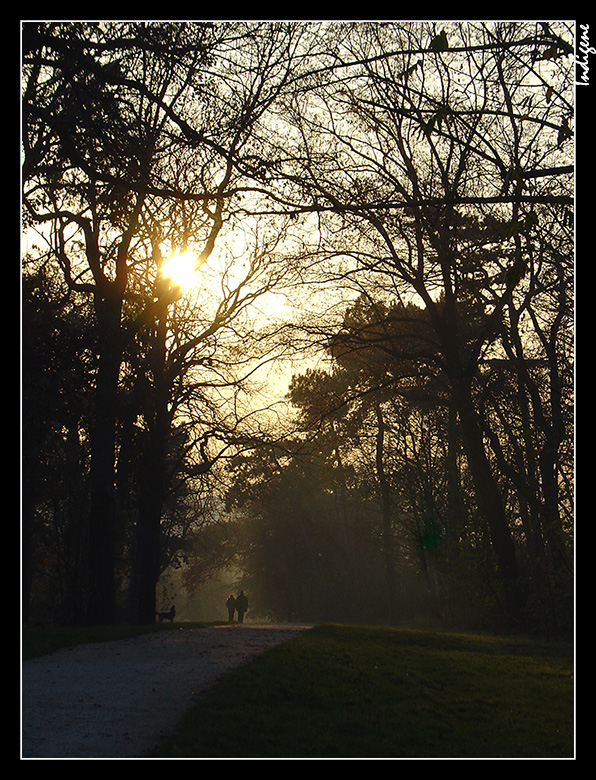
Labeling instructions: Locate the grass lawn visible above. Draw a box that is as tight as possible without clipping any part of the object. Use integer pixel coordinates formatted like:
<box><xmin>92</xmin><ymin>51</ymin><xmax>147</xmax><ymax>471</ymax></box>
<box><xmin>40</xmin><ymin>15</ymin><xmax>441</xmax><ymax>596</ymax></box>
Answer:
<box><xmin>22</xmin><ymin>621</ymin><xmax>574</xmax><ymax>759</ymax></box>
<box><xmin>146</xmin><ymin>624</ymin><xmax>574</xmax><ymax>759</ymax></box>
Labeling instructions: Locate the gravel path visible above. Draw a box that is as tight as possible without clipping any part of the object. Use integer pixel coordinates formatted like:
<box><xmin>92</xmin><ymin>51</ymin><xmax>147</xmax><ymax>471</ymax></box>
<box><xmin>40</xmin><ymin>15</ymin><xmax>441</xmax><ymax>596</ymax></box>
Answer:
<box><xmin>21</xmin><ymin>623</ymin><xmax>312</xmax><ymax>759</ymax></box>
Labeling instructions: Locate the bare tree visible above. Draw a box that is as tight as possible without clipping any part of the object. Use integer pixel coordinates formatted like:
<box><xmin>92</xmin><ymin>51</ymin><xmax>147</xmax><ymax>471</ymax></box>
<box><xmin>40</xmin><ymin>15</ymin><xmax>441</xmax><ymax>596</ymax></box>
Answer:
<box><xmin>257</xmin><ymin>21</ymin><xmax>573</xmax><ymax>630</ymax></box>
<box><xmin>22</xmin><ymin>21</ymin><xmax>311</xmax><ymax>623</ymax></box>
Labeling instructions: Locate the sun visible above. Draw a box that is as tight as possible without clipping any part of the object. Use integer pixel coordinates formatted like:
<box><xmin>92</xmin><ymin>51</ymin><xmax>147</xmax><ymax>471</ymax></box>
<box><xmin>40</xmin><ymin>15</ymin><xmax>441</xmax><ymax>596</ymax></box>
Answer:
<box><xmin>160</xmin><ymin>249</ymin><xmax>202</xmax><ymax>293</ymax></box>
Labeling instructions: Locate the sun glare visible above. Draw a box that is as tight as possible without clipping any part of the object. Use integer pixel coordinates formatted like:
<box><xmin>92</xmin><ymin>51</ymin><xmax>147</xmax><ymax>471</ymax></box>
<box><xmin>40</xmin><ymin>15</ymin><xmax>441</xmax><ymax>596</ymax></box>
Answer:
<box><xmin>160</xmin><ymin>250</ymin><xmax>201</xmax><ymax>293</ymax></box>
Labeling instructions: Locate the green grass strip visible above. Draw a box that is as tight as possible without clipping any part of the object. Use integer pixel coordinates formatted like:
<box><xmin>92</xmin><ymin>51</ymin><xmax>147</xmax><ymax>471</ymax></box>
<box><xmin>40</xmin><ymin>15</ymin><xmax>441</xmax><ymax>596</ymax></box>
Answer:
<box><xmin>148</xmin><ymin>624</ymin><xmax>574</xmax><ymax>759</ymax></box>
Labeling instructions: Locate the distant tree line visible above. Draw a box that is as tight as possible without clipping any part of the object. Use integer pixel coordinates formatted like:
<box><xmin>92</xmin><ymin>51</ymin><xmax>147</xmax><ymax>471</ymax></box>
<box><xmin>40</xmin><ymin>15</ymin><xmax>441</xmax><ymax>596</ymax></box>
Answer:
<box><xmin>228</xmin><ymin>289</ymin><xmax>572</xmax><ymax>635</ymax></box>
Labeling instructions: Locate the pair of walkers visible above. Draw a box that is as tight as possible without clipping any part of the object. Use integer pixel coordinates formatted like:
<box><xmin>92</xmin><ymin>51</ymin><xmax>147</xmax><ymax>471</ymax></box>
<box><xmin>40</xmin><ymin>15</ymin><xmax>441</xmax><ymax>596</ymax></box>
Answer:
<box><xmin>226</xmin><ymin>591</ymin><xmax>248</xmax><ymax>623</ymax></box>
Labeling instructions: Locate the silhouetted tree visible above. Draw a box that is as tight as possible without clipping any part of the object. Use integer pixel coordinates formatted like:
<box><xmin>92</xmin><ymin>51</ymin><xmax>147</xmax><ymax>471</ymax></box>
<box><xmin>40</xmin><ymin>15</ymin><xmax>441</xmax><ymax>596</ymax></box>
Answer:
<box><xmin>22</xmin><ymin>21</ymin><xmax>311</xmax><ymax>623</ymax></box>
<box><xmin>258</xmin><ymin>21</ymin><xmax>573</xmax><ymax>632</ymax></box>
<box><xmin>22</xmin><ymin>22</ymin><xmax>573</xmax><ymax>635</ymax></box>
<box><xmin>22</xmin><ymin>263</ymin><xmax>94</xmax><ymax>623</ymax></box>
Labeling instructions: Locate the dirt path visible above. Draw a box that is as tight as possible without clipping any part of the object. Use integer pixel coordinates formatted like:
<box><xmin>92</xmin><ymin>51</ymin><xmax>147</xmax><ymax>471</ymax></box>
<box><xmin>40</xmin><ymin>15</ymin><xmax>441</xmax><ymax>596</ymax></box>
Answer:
<box><xmin>21</xmin><ymin>623</ymin><xmax>311</xmax><ymax>759</ymax></box>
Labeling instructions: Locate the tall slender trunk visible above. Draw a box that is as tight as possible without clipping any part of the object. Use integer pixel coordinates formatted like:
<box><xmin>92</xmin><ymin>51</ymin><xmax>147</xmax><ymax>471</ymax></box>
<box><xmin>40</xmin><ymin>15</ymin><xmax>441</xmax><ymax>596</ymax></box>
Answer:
<box><xmin>331</xmin><ymin>432</ymin><xmax>357</xmax><ymax>583</ymax></box>
<box><xmin>87</xmin><ymin>347</ymin><xmax>120</xmax><ymax>624</ymax></box>
<box><xmin>87</xmin><ymin>295</ymin><xmax>122</xmax><ymax>625</ymax></box>
<box><xmin>452</xmin><ymin>377</ymin><xmax>524</xmax><ymax>630</ymax></box>
<box><xmin>86</xmin><ymin>203</ymin><xmax>141</xmax><ymax>625</ymax></box>
<box><xmin>136</xmin><ymin>312</ymin><xmax>169</xmax><ymax>624</ymax></box>
<box><xmin>375</xmin><ymin>403</ymin><xmax>398</xmax><ymax>623</ymax></box>
<box><xmin>22</xmin><ymin>492</ymin><xmax>35</xmax><ymax>624</ymax></box>
<box><xmin>432</xmin><ymin>225</ymin><xmax>524</xmax><ymax>631</ymax></box>
<box><xmin>136</xmin><ymin>462</ymin><xmax>165</xmax><ymax>623</ymax></box>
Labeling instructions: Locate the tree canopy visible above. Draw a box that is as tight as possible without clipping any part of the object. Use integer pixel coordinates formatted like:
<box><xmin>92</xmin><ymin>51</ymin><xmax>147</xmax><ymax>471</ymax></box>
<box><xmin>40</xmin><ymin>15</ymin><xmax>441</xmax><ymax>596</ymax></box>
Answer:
<box><xmin>22</xmin><ymin>21</ymin><xmax>573</xmax><ymax>636</ymax></box>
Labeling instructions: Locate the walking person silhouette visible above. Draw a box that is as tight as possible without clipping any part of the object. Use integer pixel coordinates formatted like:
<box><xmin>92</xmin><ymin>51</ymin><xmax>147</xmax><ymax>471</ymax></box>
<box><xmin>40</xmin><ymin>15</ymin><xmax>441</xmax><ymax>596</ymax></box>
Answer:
<box><xmin>226</xmin><ymin>594</ymin><xmax>236</xmax><ymax>622</ymax></box>
<box><xmin>235</xmin><ymin>591</ymin><xmax>248</xmax><ymax>623</ymax></box>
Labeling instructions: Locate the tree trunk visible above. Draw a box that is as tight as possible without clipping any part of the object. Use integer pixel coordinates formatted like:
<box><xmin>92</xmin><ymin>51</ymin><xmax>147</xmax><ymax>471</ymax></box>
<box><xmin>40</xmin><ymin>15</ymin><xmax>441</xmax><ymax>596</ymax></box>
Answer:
<box><xmin>136</xmin><ymin>416</ymin><xmax>167</xmax><ymax>623</ymax></box>
<box><xmin>432</xmin><ymin>228</ymin><xmax>524</xmax><ymax>631</ymax></box>
<box><xmin>452</xmin><ymin>378</ymin><xmax>524</xmax><ymax>630</ymax></box>
<box><xmin>136</xmin><ymin>313</ymin><xmax>169</xmax><ymax>624</ymax></box>
<box><xmin>86</xmin><ymin>297</ymin><xmax>122</xmax><ymax>625</ymax></box>
<box><xmin>22</xmin><ymin>492</ymin><xmax>35</xmax><ymax>624</ymax></box>
<box><xmin>136</xmin><ymin>478</ymin><xmax>164</xmax><ymax>623</ymax></box>
<box><xmin>375</xmin><ymin>403</ymin><xmax>398</xmax><ymax>623</ymax></box>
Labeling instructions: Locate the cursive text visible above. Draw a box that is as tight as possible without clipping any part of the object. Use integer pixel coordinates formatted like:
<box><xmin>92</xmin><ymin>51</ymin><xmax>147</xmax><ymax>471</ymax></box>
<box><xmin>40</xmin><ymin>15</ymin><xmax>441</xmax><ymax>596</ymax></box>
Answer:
<box><xmin>577</xmin><ymin>23</ymin><xmax>595</xmax><ymax>85</ymax></box>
